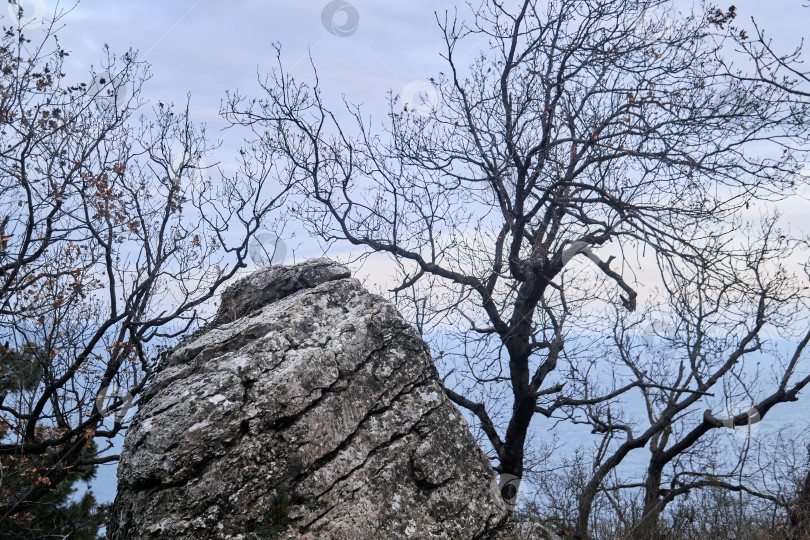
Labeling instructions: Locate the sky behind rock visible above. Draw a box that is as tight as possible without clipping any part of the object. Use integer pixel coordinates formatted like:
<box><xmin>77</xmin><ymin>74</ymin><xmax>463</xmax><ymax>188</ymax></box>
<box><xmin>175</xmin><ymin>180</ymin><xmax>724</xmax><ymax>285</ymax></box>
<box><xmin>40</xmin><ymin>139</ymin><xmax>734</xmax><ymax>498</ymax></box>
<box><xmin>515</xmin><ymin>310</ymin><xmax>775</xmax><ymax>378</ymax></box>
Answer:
<box><xmin>43</xmin><ymin>0</ymin><xmax>810</xmax><ymax>258</ymax></box>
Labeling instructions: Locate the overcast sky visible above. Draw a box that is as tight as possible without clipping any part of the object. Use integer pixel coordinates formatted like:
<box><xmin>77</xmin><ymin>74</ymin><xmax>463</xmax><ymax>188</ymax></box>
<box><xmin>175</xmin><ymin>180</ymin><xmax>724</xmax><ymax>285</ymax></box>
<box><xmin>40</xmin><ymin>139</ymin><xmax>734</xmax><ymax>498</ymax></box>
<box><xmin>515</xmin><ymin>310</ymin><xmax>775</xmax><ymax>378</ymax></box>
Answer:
<box><xmin>33</xmin><ymin>0</ymin><xmax>804</xmax><ymax>283</ymax></box>
<box><xmin>44</xmin><ymin>0</ymin><xmax>806</xmax><ymax>118</ymax></box>
<box><xmin>56</xmin><ymin>0</ymin><xmax>459</xmax><ymax>127</ymax></box>
<box><xmin>47</xmin><ymin>1</ymin><xmax>801</xmax><ymax>124</ymax></box>
<box><xmin>13</xmin><ymin>0</ymin><xmax>798</xmax><ymax>229</ymax></box>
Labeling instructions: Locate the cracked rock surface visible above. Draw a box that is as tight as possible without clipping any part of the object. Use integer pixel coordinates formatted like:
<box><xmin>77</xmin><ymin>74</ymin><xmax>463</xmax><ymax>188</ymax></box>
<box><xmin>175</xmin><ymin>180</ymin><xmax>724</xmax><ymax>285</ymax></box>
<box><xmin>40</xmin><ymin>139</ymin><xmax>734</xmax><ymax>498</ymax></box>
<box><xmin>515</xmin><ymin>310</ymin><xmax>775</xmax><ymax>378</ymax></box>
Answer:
<box><xmin>109</xmin><ymin>259</ymin><xmax>511</xmax><ymax>539</ymax></box>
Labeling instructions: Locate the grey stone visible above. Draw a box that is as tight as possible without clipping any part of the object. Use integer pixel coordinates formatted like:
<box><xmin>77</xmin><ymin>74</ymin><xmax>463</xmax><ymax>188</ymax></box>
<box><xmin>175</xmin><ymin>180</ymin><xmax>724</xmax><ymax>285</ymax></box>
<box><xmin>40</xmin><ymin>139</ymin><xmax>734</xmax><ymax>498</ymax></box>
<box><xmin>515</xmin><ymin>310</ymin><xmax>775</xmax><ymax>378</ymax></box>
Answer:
<box><xmin>109</xmin><ymin>259</ymin><xmax>516</xmax><ymax>539</ymax></box>
<box><xmin>215</xmin><ymin>257</ymin><xmax>351</xmax><ymax>324</ymax></box>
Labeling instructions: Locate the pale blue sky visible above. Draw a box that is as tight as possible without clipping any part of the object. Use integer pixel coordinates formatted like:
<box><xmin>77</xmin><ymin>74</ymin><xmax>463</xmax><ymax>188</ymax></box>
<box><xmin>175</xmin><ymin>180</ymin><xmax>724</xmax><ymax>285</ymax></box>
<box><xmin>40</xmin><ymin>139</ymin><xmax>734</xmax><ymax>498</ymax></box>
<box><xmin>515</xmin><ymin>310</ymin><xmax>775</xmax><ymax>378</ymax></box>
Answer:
<box><xmin>49</xmin><ymin>0</ymin><xmax>807</xmax><ymax>124</ymax></box>
<box><xmin>50</xmin><ymin>0</ymin><xmax>810</xmax><ymax>244</ymax></box>
<box><xmin>56</xmin><ymin>0</ymin><xmax>458</xmax><ymax>127</ymax></box>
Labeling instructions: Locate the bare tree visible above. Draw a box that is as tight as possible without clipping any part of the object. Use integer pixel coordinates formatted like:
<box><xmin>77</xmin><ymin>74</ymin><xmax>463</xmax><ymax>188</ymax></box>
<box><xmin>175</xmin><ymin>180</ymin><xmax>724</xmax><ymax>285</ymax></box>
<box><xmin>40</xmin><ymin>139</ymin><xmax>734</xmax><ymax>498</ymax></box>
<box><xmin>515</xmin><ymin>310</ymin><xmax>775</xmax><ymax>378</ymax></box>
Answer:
<box><xmin>788</xmin><ymin>447</ymin><xmax>810</xmax><ymax>540</ymax></box>
<box><xmin>224</xmin><ymin>0</ymin><xmax>810</xmax><ymax>532</ymax></box>
<box><xmin>725</xmin><ymin>15</ymin><xmax>810</xmax><ymax>100</ymax></box>
<box><xmin>546</xmin><ymin>219</ymin><xmax>810</xmax><ymax>538</ymax></box>
<box><xmin>0</xmin><ymin>9</ymin><xmax>290</xmax><ymax>522</ymax></box>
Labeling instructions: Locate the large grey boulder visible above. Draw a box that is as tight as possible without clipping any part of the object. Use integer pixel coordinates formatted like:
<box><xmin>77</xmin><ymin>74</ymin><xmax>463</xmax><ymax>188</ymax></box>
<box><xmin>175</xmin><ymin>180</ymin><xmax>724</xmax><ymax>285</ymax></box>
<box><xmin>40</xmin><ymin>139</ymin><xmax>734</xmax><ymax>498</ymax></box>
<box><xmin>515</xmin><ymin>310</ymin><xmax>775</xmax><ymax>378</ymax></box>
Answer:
<box><xmin>109</xmin><ymin>259</ymin><xmax>514</xmax><ymax>539</ymax></box>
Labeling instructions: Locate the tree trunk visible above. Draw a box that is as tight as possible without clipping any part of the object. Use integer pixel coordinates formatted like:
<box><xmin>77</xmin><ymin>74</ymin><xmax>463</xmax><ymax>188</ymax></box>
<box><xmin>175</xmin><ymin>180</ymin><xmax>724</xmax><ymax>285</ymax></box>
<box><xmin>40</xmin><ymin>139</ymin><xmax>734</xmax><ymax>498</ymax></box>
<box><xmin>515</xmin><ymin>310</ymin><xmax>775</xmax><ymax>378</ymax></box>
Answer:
<box><xmin>631</xmin><ymin>463</ymin><xmax>665</xmax><ymax>540</ymax></box>
<box><xmin>789</xmin><ymin>464</ymin><xmax>810</xmax><ymax>540</ymax></box>
<box><xmin>500</xmin><ymin>403</ymin><xmax>533</xmax><ymax>463</ymax></box>
<box><xmin>496</xmin><ymin>337</ymin><xmax>537</xmax><ymax>504</ymax></box>
<box><xmin>574</xmin><ymin>485</ymin><xmax>597</xmax><ymax>539</ymax></box>
<box><xmin>573</xmin><ymin>440</ymin><xmax>650</xmax><ymax>539</ymax></box>
<box><xmin>497</xmin><ymin>366</ymin><xmax>535</xmax><ymax>506</ymax></box>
